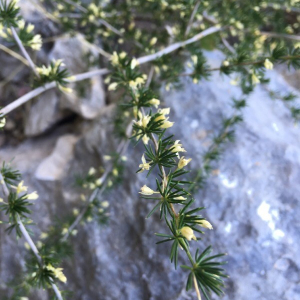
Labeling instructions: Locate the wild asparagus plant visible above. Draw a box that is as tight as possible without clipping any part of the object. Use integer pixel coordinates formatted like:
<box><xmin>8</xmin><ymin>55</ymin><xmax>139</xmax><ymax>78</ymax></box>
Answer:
<box><xmin>1</xmin><ymin>0</ymin><xmax>300</xmax><ymax>299</ymax></box>
<box><xmin>107</xmin><ymin>52</ymin><xmax>228</xmax><ymax>300</ymax></box>
<box><xmin>0</xmin><ymin>163</ymin><xmax>65</xmax><ymax>300</ymax></box>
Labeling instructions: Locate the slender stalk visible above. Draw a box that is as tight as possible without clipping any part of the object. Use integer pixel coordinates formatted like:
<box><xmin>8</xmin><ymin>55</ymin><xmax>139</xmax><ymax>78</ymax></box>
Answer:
<box><xmin>0</xmin><ymin>2</ymin><xmax>39</xmax><ymax>77</ymax></box>
<box><xmin>0</xmin><ymin>82</ymin><xmax>56</xmax><ymax>116</ymax></box>
<box><xmin>264</xmin><ymin>3</ymin><xmax>300</xmax><ymax>13</ymax></box>
<box><xmin>1</xmin><ymin>26</ymin><xmax>221</xmax><ymax>116</ymax></box>
<box><xmin>261</xmin><ymin>31</ymin><xmax>300</xmax><ymax>41</ymax></box>
<box><xmin>193</xmin><ymin>274</ymin><xmax>202</xmax><ymax>300</ymax></box>
<box><xmin>137</xmin><ymin>26</ymin><xmax>223</xmax><ymax>64</ymax></box>
<box><xmin>180</xmin><ymin>54</ymin><xmax>300</xmax><ymax>77</ymax></box>
<box><xmin>184</xmin><ymin>1</ymin><xmax>201</xmax><ymax>37</ymax></box>
<box><xmin>0</xmin><ymin>44</ymin><xmax>30</xmax><ymax>66</ymax></box>
<box><xmin>10</xmin><ymin>27</ymin><xmax>40</xmax><ymax>78</ymax></box>
<box><xmin>0</xmin><ymin>174</ymin><xmax>63</xmax><ymax>300</ymax></box>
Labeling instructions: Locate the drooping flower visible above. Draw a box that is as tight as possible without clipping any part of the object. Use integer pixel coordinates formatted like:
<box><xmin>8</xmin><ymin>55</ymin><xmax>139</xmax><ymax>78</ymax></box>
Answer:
<box><xmin>171</xmin><ymin>140</ymin><xmax>186</xmax><ymax>153</ymax></box>
<box><xmin>178</xmin><ymin>156</ymin><xmax>192</xmax><ymax>169</ymax></box>
<box><xmin>149</xmin><ymin>98</ymin><xmax>160</xmax><ymax>108</ymax></box>
<box><xmin>26</xmin><ymin>191</ymin><xmax>38</xmax><ymax>200</ymax></box>
<box><xmin>139</xmin><ymin>185</ymin><xmax>159</xmax><ymax>195</ymax></box>
<box><xmin>160</xmin><ymin>119</ymin><xmax>174</xmax><ymax>129</ymax></box>
<box><xmin>197</xmin><ymin>220</ymin><xmax>213</xmax><ymax>230</ymax></box>
<box><xmin>180</xmin><ymin>226</ymin><xmax>197</xmax><ymax>241</ymax></box>
<box><xmin>142</xmin><ymin>134</ymin><xmax>150</xmax><ymax>145</ymax></box>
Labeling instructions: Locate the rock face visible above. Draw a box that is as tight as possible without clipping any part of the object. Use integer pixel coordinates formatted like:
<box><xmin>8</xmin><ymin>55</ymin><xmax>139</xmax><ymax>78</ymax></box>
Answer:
<box><xmin>1</xmin><ymin>50</ymin><xmax>300</xmax><ymax>300</ymax></box>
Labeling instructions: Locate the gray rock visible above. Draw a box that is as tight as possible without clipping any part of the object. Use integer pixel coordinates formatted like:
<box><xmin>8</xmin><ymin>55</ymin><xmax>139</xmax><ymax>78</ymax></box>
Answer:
<box><xmin>1</xmin><ymin>50</ymin><xmax>300</xmax><ymax>300</ymax></box>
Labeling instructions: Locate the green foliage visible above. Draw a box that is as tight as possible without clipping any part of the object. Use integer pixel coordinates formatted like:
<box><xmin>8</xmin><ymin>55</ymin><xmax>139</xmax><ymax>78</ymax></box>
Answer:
<box><xmin>0</xmin><ymin>0</ymin><xmax>20</xmax><ymax>27</ymax></box>
<box><xmin>1</xmin><ymin>162</ymin><xmax>21</xmax><ymax>185</ymax></box>
<box><xmin>33</xmin><ymin>60</ymin><xmax>70</xmax><ymax>89</ymax></box>
<box><xmin>183</xmin><ymin>246</ymin><xmax>227</xmax><ymax>300</ymax></box>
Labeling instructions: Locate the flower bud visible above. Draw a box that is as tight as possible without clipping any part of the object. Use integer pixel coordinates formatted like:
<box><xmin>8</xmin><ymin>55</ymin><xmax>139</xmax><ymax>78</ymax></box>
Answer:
<box><xmin>180</xmin><ymin>226</ymin><xmax>196</xmax><ymax>241</ymax></box>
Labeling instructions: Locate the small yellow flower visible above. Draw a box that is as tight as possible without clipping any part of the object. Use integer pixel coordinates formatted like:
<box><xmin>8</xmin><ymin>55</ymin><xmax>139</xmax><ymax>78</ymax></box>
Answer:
<box><xmin>142</xmin><ymin>134</ymin><xmax>150</xmax><ymax>145</ymax></box>
<box><xmin>251</xmin><ymin>73</ymin><xmax>260</xmax><ymax>84</ymax></box>
<box><xmin>0</xmin><ymin>197</ymin><xmax>3</xmax><ymax>202</ymax></box>
<box><xmin>61</xmin><ymin>228</ymin><xmax>68</xmax><ymax>235</ymax></box>
<box><xmin>112</xmin><ymin>168</ymin><xmax>119</xmax><ymax>176</ymax></box>
<box><xmin>88</xmin><ymin>167</ymin><xmax>96</xmax><ymax>176</ymax></box>
<box><xmin>24</xmin><ymin>242</ymin><xmax>30</xmax><ymax>250</ymax></box>
<box><xmin>26</xmin><ymin>191</ymin><xmax>38</xmax><ymax>200</ymax></box>
<box><xmin>171</xmin><ymin>140</ymin><xmax>186</xmax><ymax>153</ymax></box>
<box><xmin>178</xmin><ymin>156</ymin><xmax>192</xmax><ymax>169</ymax></box>
<box><xmin>180</xmin><ymin>226</ymin><xmax>197</xmax><ymax>241</ymax></box>
<box><xmin>149</xmin><ymin>98</ymin><xmax>160</xmax><ymax>108</ymax></box>
<box><xmin>95</xmin><ymin>177</ymin><xmax>103</xmax><ymax>186</ymax></box>
<box><xmin>160</xmin><ymin>119</ymin><xmax>174</xmax><ymax>129</ymax></box>
<box><xmin>174</xmin><ymin>196</ymin><xmax>187</xmax><ymax>201</ymax></box>
<box><xmin>191</xmin><ymin>55</ymin><xmax>198</xmax><ymax>65</ymax></box>
<box><xmin>137</xmin><ymin>115</ymin><xmax>151</xmax><ymax>128</ymax></box>
<box><xmin>223</xmin><ymin>60</ymin><xmax>230</xmax><ymax>67</ymax></box>
<box><xmin>138</xmin><ymin>154</ymin><xmax>151</xmax><ymax>173</ymax></box>
<box><xmin>40</xmin><ymin>232</ymin><xmax>48</xmax><ymax>239</ymax></box>
<box><xmin>130</xmin><ymin>58</ymin><xmax>138</xmax><ymax>69</ymax></box>
<box><xmin>30</xmin><ymin>34</ymin><xmax>42</xmax><ymax>51</ymax></box>
<box><xmin>101</xmin><ymin>201</ymin><xmax>109</xmax><ymax>208</ymax></box>
<box><xmin>150</xmin><ymin>37</ymin><xmax>157</xmax><ymax>46</ymax></box>
<box><xmin>119</xmin><ymin>51</ymin><xmax>127</xmax><ymax>59</ymax></box>
<box><xmin>13</xmin><ymin>181</ymin><xmax>28</xmax><ymax>194</ymax></box>
<box><xmin>139</xmin><ymin>185</ymin><xmax>159</xmax><ymax>195</ymax></box>
<box><xmin>108</xmin><ymin>82</ymin><xmax>118</xmax><ymax>91</ymax></box>
<box><xmin>110</xmin><ymin>51</ymin><xmax>119</xmax><ymax>66</ymax></box>
<box><xmin>73</xmin><ymin>208</ymin><xmax>79</xmax><ymax>216</ymax></box>
<box><xmin>264</xmin><ymin>59</ymin><xmax>273</xmax><ymax>70</ymax></box>
<box><xmin>46</xmin><ymin>264</ymin><xmax>67</xmax><ymax>283</ymax></box>
<box><xmin>197</xmin><ymin>220</ymin><xmax>213</xmax><ymax>230</ymax></box>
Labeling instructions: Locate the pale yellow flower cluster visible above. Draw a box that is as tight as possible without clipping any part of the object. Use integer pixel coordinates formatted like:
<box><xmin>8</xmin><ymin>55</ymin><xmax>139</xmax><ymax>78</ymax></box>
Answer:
<box><xmin>155</xmin><ymin>108</ymin><xmax>174</xmax><ymax>129</ymax></box>
<box><xmin>83</xmin><ymin>167</ymin><xmax>105</xmax><ymax>190</ymax></box>
<box><xmin>12</xmin><ymin>181</ymin><xmax>38</xmax><ymax>200</ymax></box>
<box><xmin>36</xmin><ymin>60</ymin><xmax>73</xmax><ymax>94</ymax></box>
<box><xmin>46</xmin><ymin>264</ymin><xmax>67</xmax><ymax>283</ymax></box>
<box><xmin>0</xmin><ymin>21</ymin><xmax>42</xmax><ymax>51</ymax></box>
